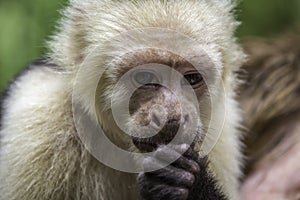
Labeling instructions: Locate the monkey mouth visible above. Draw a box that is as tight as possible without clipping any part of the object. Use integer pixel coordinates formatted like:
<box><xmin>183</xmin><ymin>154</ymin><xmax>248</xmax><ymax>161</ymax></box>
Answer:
<box><xmin>131</xmin><ymin>123</ymin><xmax>202</xmax><ymax>152</ymax></box>
<box><xmin>132</xmin><ymin>130</ymin><xmax>202</xmax><ymax>152</ymax></box>
<box><xmin>132</xmin><ymin>136</ymin><xmax>176</xmax><ymax>152</ymax></box>
<box><xmin>132</xmin><ymin>140</ymin><xmax>158</xmax><ymax>152</ymax></box>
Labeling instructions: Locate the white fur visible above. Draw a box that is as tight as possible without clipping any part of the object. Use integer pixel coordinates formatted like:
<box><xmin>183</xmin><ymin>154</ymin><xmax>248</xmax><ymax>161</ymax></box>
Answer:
<box><xmin>0</xmin><ymin>0</ymin><xmax>245</xmax><ymax>199</ymax></box>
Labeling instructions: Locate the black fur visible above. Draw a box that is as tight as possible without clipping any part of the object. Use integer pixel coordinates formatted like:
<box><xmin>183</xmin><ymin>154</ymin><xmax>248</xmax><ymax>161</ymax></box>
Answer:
<box><xmin>0</xmin><ymin>89</ymin><xmax>7</xmax><ymax>129</ymax></box>
<box><xmin>137</xmin><ymin>145</ymin><xmax>228</xmax><ymax>200</ymax></box>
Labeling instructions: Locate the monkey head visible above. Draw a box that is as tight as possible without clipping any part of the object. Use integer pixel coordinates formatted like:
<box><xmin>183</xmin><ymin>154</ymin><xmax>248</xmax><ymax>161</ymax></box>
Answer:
<box><xmin>73</xmin><ymin>29</ymin><xmax>226</xmax><ymax>156</ymax></box>
<box><xmin>69</xmin><ymin>16</ymin><xmax>244</xmax><ymax>175</ymax></box>
<box><xmin>0</xmin><ymin>1</ymin><xmax>247</xmax><ymax>199</ymax></box>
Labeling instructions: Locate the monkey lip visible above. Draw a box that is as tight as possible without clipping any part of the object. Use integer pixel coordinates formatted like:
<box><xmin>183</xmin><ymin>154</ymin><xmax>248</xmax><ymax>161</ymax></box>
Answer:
<box><xmin>132</xmin><ymin>137</ymin><xmax>175</xmax><ymax>152</ymax></box>
<box><xmin>134</xmin><ymin>141</ymin><xmax>158</xmax><ymax>152</ymax></box>
<box><xmin>132</xmin><ymin>138</ymin><xmax>158</xmax><ymax>152</ymax></box>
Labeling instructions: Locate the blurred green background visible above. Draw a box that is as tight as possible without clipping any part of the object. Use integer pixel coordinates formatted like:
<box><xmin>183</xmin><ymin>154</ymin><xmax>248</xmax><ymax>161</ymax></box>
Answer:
<box><xmin>0</xmin><ymin>0</ymin><xmax>300</xmax><ymax>92</ymax></box>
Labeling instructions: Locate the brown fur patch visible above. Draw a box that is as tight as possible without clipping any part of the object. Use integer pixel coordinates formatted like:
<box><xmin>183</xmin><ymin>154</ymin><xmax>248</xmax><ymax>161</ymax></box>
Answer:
<box><xmin>239</xmin><ymin>29</ymin><xmax>300</xmax><ymax>175</ymax></box>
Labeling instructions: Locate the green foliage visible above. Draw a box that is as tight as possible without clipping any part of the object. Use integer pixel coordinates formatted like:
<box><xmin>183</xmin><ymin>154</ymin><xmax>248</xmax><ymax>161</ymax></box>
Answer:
<box><xmin>0</xmin><ymin>0</ymin><xmax>299</xmax><ymax>92</ymax></box>
<box><xmin>237</xmin><ymin>0</ymin><xmax>300</xmax><ymax>37</ymax></box>
<box><xmin>0</xmin><ymin>0</ymin><xmax>67</xmax><ymax>92</ymax></box>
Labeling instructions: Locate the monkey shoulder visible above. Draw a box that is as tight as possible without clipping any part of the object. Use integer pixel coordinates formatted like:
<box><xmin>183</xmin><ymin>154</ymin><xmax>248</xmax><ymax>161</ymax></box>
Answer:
<box><xmin>0</xmin><ymin>58</ymin><xmax>70</xmax><ymax>134</ymax></box>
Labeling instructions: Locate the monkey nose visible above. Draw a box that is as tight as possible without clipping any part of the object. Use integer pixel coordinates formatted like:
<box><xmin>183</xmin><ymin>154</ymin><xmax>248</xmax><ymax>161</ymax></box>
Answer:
<box><xmin>150</xmin><ymin>112</ymin><xmax>189</xmax><ymax>131</ymax></box>
<box><xmin>150</xmin><ymin>112</ymin><xmax>163</xmax><ymax>130</ymax></box>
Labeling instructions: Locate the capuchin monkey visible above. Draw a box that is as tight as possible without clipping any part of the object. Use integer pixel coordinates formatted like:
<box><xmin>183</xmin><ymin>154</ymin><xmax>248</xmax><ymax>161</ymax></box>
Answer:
<box><xmin>0</xmin><ymin>1</ymin><xmax>245</xmax><ymax>200</ymax></box>
<box><xmin>239</xmin><ymin>31</ymin><xmax>300</xmax><ymax>200</ymax></box>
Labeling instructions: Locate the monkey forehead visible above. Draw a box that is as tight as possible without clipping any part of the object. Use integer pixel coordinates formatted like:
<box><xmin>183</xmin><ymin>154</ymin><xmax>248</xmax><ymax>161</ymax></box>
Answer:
<box><xmin>50</xmin><ymin>0</ymin><xmax>245</xmax><ymax>91</ymax></box>
<box><xmin>114</xmin><ymin>49</ymin><xmax>194</xmax><ymax>75</ymax></box>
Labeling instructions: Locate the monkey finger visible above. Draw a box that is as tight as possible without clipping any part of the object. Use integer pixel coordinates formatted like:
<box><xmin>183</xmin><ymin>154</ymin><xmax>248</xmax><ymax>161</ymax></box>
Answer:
<box><xmin>154</xmin><ymin>145</ymin><xmax>200</xmax><ymax>174</ymax></box>
<box><xmin>172</xmin><ymin>157</ymin><xmax>200</xmax><ymax>175</ymax></box>
<box><xmin>142</xmin><ymin>156</ymin><xmax>165</xmax><ymax>172</ymax></box>
<box><xmin>145</xmin><ymin>165</ymin><xmax>196</xmax><ymax>188</ymax></box>
<box><xmin>158</xmin><ymin>144</ymin><xmax>200</xmax><ymax>161</ymax></box>
<box><xmin>181</xmin><ymin>146</ymin><xmax>200</xmax><ymax>161</ymax></box>
<box><xmin>137</xmin><ymin>173</ymin><xmax>189</xmax><ymax>200</ymax></box>
<box><xmin>154</xmin><ymin>145</ymin><xmax>183</xmax><ymax>161</ymax></box>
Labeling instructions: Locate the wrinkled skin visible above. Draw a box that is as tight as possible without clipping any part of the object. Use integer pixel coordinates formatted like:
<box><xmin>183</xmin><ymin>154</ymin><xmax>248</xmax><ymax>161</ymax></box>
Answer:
<box><xmin>137</xmin><ymin>145</ymin><xmax>227</xmax><ymax>200</ymax></box>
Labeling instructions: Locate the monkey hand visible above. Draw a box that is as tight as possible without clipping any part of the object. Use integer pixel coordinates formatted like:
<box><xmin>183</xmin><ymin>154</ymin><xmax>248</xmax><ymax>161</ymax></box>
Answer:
<box><xmin>137</xmin><ymin>144</ymin><xmax>227</xmax><ymax>200</ymax></box>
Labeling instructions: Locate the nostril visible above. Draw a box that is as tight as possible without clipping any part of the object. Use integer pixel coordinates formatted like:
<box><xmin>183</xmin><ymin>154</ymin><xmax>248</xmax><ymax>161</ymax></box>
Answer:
<box><xmin>184</xmin><ymin>114</ymin><xmax>189</xmax><ymax>124</ymax></box>
<box><xmin>151</xmin><ymin>113</ymin><xmax>161</xmax><ymax>128</ymax></box>
<box><xmin>166</xmin><ymin>118</ymin><xmax>179</xmax><ymax>125</ymax></box>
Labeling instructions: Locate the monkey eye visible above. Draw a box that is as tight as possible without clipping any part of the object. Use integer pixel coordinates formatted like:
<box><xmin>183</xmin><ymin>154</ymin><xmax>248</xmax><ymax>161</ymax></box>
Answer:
<box><xmin>182</xmin><ymin>72</ymin><xmax>204</xmax><ymax>88</ymax></box>
<box><xmin>133</xmin><ymin>71</ymin><xmax>159</xmax><ymax>86</ymax></box>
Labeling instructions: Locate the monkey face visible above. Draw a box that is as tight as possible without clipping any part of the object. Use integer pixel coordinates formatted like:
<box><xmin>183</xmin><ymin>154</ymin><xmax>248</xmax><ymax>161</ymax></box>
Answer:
<box><xmin>88</xmin><ymin>29</ymin><xmax>225</xmax><ymax>156</ymax></box>
<box><xmin>106</xmin><ymin>49</ymin><xmax>212</xmax><ymax>153</ymax></box>
<box><xmin>130</xmin><ymin>84</ymin><xmax>202</xmax><ymax>152</ymax></box>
